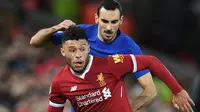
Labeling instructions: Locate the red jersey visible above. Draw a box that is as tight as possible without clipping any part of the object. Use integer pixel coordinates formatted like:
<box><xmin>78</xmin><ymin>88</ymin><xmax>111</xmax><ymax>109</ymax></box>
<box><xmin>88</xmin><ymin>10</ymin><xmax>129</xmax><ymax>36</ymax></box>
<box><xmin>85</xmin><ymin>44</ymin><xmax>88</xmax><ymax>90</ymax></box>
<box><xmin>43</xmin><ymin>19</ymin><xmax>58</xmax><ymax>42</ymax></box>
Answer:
<box><xmin>49</xmin><ymin>54</ymin><xmax>136</xmax><ymax>112</ymax></box>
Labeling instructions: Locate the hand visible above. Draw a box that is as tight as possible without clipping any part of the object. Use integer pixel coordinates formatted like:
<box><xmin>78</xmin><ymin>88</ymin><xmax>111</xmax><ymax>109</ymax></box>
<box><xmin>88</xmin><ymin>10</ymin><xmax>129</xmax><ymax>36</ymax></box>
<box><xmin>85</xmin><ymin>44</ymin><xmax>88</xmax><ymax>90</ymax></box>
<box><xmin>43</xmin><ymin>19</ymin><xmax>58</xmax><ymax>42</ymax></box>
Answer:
<box><xmin>52</xmin><ymin>19</ymin><xmax>76</xmax><ymax>31</ymax></box>
<box><xmin>172</xmin><ymin>90</ymin><xmax>195</xmax><ymax>112</ymax></box>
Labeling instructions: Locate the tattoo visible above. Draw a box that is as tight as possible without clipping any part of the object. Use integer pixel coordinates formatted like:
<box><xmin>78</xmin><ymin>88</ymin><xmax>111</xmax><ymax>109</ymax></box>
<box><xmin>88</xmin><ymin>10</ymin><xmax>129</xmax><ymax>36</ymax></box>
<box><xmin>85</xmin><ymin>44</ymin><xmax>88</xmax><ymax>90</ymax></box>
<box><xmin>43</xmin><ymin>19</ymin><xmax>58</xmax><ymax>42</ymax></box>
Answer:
<box><xmin>51</xmin><ymin>26</ymin><xmax>58</xmax><ymax>32</ymax></box>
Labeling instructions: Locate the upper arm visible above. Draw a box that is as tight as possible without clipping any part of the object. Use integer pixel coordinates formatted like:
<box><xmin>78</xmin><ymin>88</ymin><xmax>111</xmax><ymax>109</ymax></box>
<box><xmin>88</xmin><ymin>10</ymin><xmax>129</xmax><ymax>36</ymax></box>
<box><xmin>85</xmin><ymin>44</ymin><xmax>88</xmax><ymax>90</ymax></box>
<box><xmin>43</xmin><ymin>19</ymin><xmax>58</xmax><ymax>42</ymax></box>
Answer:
<box><xmin>49</xmin><ymin>79</ymin><xmax>66</xmax><ymax>108</ymax></box>
<box><xmin>50</xmin><ymin>31</ymin><xmax>64</xmax><ymax>45</ymax></box>
<box><xmin>128</xmin><ymin>39</ymin><xmax>150</xmax><ymax>78</ymax></box>
<box><xmin>137</xmin><ymin>72</ymin><xmax>155</xmax><ymax>89</ymax></box>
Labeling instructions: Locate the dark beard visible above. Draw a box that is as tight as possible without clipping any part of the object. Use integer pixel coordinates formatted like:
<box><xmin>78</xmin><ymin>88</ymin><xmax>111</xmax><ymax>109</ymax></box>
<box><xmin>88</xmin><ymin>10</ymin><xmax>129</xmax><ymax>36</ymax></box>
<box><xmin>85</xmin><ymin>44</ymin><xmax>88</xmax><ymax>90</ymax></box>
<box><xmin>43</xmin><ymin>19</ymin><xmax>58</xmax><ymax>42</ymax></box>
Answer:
<box><xmin>72</xmin><ymin>69</ymin><xmax>85</xmax><ymax>74</ymax></box>
<box><xmin>71</xmin><ymin>55</ymin><xmax>90</xmax><ymax>75</ymax></box>
<box><xmin>104</xmin><ymin>30</ymin><xmax>113</xmax><ymax>34</ymax></box>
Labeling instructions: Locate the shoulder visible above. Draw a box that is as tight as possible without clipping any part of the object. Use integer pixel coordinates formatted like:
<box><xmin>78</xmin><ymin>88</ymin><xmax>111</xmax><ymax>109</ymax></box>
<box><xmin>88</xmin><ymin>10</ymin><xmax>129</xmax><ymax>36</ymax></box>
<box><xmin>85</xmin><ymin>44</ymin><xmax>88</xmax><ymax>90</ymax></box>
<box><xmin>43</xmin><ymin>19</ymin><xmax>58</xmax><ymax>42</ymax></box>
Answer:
<box><xmin>53</xmin><ymin>65</ymin><xmax>69</xmax><ymax>81</ymax></box>
<box><xmin>90</xmin><ymin>56</ymin><xmax>110</xmax><ymax>72</ymax></box>
<box><xmin>118</xmin><ymin>31</ymin><xmax>142</xmax><ymax>53</ymax></box>
<box><xmin>93</xmin><ymin>56</ymin><xmax>108</xmax><ymax>65</ymax></box>
<box><xmin>119</xmin><ymin>32</ymin><xmax>137</xmax><ymax>45</ymax></box>
<box><xmin>77</xmin><ymin>24</ymin><xmax>97</xmax><ymax>41</ymax></box>
<box><xmin>77</xmin><ymin>24</ymin><xmax>97</xmax><ymax>29</ymax></box>
<box><xmin>92</xmin><ymin>55</ymin><xmax>120</xmax><ymax>75</ymax></box>
<box><xmin>93</xmin><ymin>55</ymin><xmax>123</xmax><ymax>65</ymax></box>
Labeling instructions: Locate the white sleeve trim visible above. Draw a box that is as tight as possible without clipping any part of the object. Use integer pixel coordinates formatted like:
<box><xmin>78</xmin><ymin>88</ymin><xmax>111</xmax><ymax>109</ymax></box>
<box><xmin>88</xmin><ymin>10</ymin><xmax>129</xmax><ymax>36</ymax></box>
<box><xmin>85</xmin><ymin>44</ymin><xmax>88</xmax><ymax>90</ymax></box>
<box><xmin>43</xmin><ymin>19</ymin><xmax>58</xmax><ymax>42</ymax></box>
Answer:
<box><xmin>130</xmin><ymin>54</ymin><xmax>137</xmax><ymax>73</ymax></box>
<box><xmin>56</xmin><ymin>31</ymin><xmax>64</xmax><ymax>33</ymax></box>
<box><xmin>49</xmin><ymin>101</ymin><xmax>65</xmax><ymax>107</ymax></box>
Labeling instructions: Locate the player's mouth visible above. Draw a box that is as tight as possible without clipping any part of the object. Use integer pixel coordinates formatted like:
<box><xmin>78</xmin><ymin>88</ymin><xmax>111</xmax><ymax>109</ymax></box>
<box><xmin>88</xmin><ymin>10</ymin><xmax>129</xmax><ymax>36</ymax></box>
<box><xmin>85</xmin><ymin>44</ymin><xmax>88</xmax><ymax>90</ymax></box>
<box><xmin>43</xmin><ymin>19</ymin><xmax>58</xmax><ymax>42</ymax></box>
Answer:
<box><xmin>74</xmin><ymin>61</ymin><xmax>84</xmax><ymax>68</ymax></box>
<box><xmin>105</xmin><ymin>33</ymin><xmax>113</xmax><ymax>37</ymax></box>
<box><xmin>105</xmin><ymin>33</ymin><xmax>112</xmax><ymax>37</ymax></box>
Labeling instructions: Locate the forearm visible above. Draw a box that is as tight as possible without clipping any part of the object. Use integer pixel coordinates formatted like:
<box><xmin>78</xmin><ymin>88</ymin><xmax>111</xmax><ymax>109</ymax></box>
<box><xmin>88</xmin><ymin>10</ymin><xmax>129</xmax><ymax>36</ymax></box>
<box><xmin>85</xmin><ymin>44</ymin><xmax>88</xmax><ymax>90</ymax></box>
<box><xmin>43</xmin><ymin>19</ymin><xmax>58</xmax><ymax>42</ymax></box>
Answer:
<box><xmin>130</xmin><ymin>72</ymin><xmax>157</xmax><ymax>111</ymax></box>
<box><xmin>132</xmin><ymin>91</ymin><xmax>157</xmax><ymax>111</ymax></box>
<box><xmin>135</xmin><ymin>55</ymin><xmax>183</xmax><ymax>95</ymax></box>
<box><xmin>30</xmin><ymin>26</ymin><xmax>57</xmax><ymax>47</ymax></box>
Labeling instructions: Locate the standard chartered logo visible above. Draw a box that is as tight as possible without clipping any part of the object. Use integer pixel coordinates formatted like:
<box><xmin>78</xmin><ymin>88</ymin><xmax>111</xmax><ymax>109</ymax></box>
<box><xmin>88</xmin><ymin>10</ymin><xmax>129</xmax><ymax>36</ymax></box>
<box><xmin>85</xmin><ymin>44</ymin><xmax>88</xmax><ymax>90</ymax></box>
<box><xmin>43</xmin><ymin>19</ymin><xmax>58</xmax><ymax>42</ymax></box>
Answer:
<box><xmin>102</xmin><ymin>87</ymin><xmax>112</xmax><ymax>99</ymax></box>
<box><xmin>76</xmin><ymin>87</ymin><xmax>112</xmax><ymax>107</ymax></box>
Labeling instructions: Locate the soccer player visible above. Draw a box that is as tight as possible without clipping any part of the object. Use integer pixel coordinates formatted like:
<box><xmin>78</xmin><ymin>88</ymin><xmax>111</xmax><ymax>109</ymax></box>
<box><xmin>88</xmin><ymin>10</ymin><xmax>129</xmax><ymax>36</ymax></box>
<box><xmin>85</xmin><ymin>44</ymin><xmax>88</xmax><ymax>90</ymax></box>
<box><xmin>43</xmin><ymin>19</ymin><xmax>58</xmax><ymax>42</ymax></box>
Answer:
<box><xmin>48</xmin><ymin>26</ymin><xmax>158</xmax><ymax>112</ymax></box>
<box><xmin>48</xmin><ymin>26</ymin><xmax>185</xmax><ymax>112</ymax></box>
<box><xmin>31</xmin><ymin>0</ymin><xmax>195</xmax><ymax>112</ymax></box>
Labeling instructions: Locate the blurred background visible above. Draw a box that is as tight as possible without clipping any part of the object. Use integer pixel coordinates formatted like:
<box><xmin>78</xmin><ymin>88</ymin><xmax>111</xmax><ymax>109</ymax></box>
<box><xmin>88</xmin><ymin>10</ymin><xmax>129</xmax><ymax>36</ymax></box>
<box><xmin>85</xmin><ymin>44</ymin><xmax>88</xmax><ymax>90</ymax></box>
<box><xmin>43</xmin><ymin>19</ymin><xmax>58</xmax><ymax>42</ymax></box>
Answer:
<box><xmin>0</xmin><ymin>0</ymin><xmax>199</xmax><ymax>112</ymax></box>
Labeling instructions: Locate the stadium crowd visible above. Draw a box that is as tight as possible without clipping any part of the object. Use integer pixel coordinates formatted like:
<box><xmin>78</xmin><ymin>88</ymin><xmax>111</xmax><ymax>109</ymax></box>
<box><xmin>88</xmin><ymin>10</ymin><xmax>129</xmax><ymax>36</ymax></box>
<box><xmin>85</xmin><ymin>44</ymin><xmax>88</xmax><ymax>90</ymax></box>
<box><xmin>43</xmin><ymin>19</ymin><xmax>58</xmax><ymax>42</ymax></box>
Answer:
<box><xmin>0</xmin><ymin>0</ymin><xmax>199</xmax><ymax>111</ymax></box>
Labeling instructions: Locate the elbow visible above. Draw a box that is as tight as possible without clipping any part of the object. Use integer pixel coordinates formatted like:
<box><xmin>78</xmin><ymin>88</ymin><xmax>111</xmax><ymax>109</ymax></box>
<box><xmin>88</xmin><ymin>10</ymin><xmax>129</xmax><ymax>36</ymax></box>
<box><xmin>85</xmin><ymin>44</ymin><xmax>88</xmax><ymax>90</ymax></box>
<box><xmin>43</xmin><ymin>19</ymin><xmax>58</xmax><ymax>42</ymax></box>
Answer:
<box><xmin>146</xmin><ymin>85</ymin><xmax>157</xmax><ymax>102</ymax></box>
<box><xmin>151</xmin><ymin>89</ymin><xmax>157</xmax><ymax>99</ymax></box>
<box><xmin>30</xmin><ymin>38</ymin><xmax>35</xmax><ymax>46</ymax></box>
<box><xmin>148</xmin><ymin>55</ymin><xmax>161</xmax><ymax>64</ymax></box>
<box><xmin>30</xmin><ymin>37</ymin><xmax>40</xmax><ymax>47</ymax></box>
<box><xmin>145</xmin><ymin>90</ymin><xmax>157</xmax><ymax>106</ymax></box>
<box><xmin>149</xmin><ymin>86</ymin><xmax>157</xmax><ymax>101</ymax></box>
<box><xmin>148</xmin><ymin>55</ymin><xmax>158</xmax><ymax>62</ymax></box>
<box><xmin>150</xmin><ymin>83</ymin><xmax>157</xmax><ymax>98</ymax></box>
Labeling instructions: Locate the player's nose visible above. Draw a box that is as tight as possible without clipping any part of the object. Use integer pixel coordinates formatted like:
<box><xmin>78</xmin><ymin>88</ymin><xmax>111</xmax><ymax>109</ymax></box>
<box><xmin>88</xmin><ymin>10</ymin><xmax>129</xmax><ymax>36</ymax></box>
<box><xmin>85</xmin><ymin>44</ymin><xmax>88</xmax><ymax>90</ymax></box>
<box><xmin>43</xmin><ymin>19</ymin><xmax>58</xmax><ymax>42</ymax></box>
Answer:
<box><xmin>75</xmin><ymin>51</ymin><xmax>82</xmax><ymax>58</ymax></box>
<box><xmin>106</xmin><ymin>24</ymin><xmax>112</xmax><ymax>30</ymax></box>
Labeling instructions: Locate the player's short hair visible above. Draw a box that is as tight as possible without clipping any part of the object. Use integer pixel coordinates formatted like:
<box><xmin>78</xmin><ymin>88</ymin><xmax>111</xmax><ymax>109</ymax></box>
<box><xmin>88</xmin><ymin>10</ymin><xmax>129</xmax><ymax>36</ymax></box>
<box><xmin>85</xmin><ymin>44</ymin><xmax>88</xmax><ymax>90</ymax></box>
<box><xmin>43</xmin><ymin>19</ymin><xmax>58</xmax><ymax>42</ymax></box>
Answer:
<box><xmin>62</xmin><ymin>26</ymin><xmax>88</xmax><ymax>44</ymax></box>
<box><xmin>97</xmin><ymin>0</ymin><xmax>122</xmax><ymax>16</ymax></box>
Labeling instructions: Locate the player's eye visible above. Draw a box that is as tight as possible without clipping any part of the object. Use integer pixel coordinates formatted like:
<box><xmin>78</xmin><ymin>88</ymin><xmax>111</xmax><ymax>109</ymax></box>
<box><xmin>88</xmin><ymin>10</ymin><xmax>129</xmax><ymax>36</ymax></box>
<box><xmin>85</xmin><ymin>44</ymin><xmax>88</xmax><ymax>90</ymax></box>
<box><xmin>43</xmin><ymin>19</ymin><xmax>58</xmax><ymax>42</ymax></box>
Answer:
<box><xmin>80</xmin><ymin>48</ymin><xmax>85</xmax><ymax>52</ymax></box>
<box><xmin>69</xmin><ymin>49</ymin><xmax>76</xmax><ymax>52</ymax></box>
<box><xmin>111</xmin><ymin>20</ymin><xmax>118</xmax><ymax>24</ymax></box>
<box><xmin>101</xmin><ymin>19</ymin><xmax>109</xmax><ymax>23</ymax></box>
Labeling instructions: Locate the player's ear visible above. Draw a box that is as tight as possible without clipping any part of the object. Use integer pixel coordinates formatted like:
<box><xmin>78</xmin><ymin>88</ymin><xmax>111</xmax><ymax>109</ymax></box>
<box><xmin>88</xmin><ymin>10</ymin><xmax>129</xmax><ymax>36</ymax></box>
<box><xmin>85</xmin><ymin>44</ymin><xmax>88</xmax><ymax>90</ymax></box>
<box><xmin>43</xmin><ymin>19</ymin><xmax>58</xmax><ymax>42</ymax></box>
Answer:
<box><xmin>60</xmin><ymin>47</ymin><xmax>65</xmax><ymax>57</ymax></box>
<box><xmin>95</xmin><ymin>13</ymin><xmax>99</xmax><ymax>24</ymax></box>
<box><xmin>119</xmin><ymin>15</ymin><xmax>124</xmax><ymax>25</ymax></box>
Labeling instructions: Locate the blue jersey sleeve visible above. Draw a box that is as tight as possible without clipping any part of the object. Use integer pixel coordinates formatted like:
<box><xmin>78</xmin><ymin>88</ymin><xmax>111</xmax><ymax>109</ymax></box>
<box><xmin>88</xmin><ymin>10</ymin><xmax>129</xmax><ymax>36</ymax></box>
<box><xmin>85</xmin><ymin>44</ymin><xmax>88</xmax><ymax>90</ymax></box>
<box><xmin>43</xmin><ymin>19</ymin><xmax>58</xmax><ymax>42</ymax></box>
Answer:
<box><xmin>128</xmin><ymin>39</ymin><xmax>150</xmax><ymax>78</ymax></box>
<box><xmin>50</xmin><ymin>31</ymin><xmax>63</xmax><ymax>45</ymax></box>
<box><xmin>70</xmin><ymin>107</ymin><xmax>75</xmax><ymax>112</ymax></box>
<box><xmin>77</xmin><ymin>24</ymin><xmax>90</xmax><ymax>28</ymax></box>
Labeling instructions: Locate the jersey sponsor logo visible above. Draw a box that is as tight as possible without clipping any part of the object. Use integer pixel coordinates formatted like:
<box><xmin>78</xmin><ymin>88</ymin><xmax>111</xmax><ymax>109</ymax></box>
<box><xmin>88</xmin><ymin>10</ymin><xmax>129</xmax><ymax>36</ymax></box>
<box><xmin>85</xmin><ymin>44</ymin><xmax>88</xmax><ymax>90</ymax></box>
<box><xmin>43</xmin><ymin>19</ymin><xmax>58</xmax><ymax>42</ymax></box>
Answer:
<box><xmin>96</xmin><ymin>73</ymin><xmax>106</xmax><ymax>87</ymax></box>
<box><xmin>112</xmin><ymin>54</ymin><xmax>124</xmax><ymax>63</ymax></box>
<box><xmin>70</xmin><ymin>86</ymin><xmax>77</xmax><ymax>92</ymax></box>
<box><xmin>75</xmin><ymin>87</ymin><xmax>112</xmax><ymax>107</ymax></box>
<box><xmin>102</xmin><ymin>87</ymin><xmax>112</xmax><ymax>100</ymax></box>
